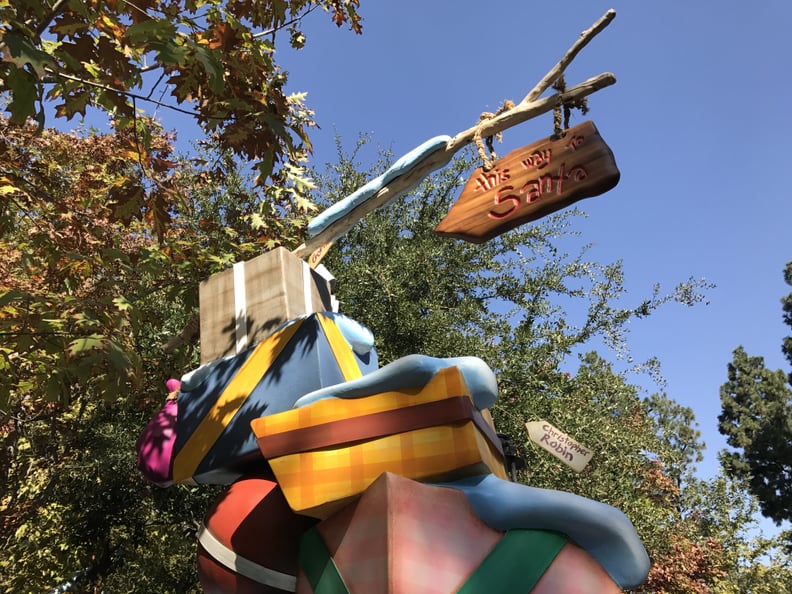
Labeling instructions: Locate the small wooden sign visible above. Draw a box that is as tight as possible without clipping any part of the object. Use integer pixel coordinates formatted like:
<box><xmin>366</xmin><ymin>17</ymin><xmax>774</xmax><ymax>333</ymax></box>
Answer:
<box><xmin>435</xmin><ymin>120</ymin><xmax>619</xmax><ymax>243</ymax></box>
<box><xmin>526</xmin><ymin>420</ymin><xmax>593</xmax><ymax>472</ymax></box>
<box><xmin>307</xmin><ymin>241</ymin><xmax>334</xmax><ymax>269</ymax></box>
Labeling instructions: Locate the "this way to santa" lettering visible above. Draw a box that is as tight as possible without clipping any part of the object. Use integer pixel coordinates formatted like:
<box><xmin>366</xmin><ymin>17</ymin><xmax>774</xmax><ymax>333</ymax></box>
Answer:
<box><xmin>435</xmin><ymin>120</ymin><xmax>620</xmax><ymax>244</ymax></box>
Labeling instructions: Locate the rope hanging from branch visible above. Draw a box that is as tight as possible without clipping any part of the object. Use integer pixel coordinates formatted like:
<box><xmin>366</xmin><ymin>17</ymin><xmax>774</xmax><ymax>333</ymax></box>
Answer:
<box><xmin>473</xmin><ymin>99</ymin><xmax>515</xmax><ymax>171</ymax></box>
<box><xmin>551</xmin><ymin>75</ymin><xmax>590</xmax><ymax>138</ymax></box>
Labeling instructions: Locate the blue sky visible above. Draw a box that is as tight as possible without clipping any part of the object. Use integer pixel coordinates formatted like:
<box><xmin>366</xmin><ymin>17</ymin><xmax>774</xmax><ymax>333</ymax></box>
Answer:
<box><xmin>274</xmin><ymin>0</ymin><xmax>792</xmax><ymax>486</ymax></box>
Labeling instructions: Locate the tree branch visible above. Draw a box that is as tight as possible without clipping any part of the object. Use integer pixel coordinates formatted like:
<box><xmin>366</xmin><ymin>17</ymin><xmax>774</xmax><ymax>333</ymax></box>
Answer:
<box><xmin>292</xmin><ymin>10</ymin><xmax>619</xmax><ymax>259</ymax></box>
<box><xmin>46</xmin><ymin>70</ymin><xmax>202</xmax><ymax>118</ymax></box>
<box><xmin>31</xmin><ymin>0</ymin><xmax>69</xmax><ymax>38</ymax></box>
<box><xmin>252</xmin><ymin>5</ymin><xmax>320</xmax><ymax>39</ymax></box>
<box><xmin>523</xmin><ymin>9</ymin><xmax>616</xmax><ymax>103</ymax></box>
<box><xmin>292</xmin><ymin>72</ymin><xmax>616</xmax><ymax>258</ymax></box>
<box><xmin>446</xmin><ymin>72</ymin><xmax>615</xmax><ymax>152</ymax></box>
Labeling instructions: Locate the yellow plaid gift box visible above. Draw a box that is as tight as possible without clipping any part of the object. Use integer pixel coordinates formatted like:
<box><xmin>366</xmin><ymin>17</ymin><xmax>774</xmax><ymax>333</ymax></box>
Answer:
<box><xmin>251</xmin><ymin>366</ymin><xmax>507</xmax><ymax>519</ymax></box>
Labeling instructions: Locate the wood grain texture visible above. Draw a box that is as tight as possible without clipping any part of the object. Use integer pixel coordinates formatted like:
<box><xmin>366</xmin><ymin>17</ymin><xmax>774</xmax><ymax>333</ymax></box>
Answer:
<box><xmin>435</xmin><ymin>121</ymin><xmax>619</xmax><ymax>243</ymax></box>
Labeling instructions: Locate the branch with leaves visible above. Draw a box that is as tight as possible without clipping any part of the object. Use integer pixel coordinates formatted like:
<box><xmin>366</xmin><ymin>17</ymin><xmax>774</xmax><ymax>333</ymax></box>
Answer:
<box><xmin>0</xmin><ymin>0</ymin><xmax>363</xmax><ymax>189</ymax></box>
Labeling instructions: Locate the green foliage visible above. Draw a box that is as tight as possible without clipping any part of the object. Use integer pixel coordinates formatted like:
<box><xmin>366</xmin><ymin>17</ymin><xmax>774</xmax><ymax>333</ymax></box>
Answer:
<box><xmin>0</xmin><ymin>2</ymin><xmax>336</xmax><ymax>571</ymax></box>
<box><xmin>0</xmin><ymin>115</ymin><xmax>782</xmax><ymax>592</ymax></box>
<box><xmin>719</xmin><ymin>346</ymin><xmax>792</xmax><ymax>525</ymax></box>
<box><xmin>0</xmin><ymin>115</ymin><xmax>314</xmax><ymax>592</ymax></box>
<box><xmin>316</xmin><ymin>140</ymin><xmax>742</xmax><ymax>592</ymax></box>
<box><xmin>0</xmin><ymin>115</ymin><xmax>317</xmax><ymax>410</ymax></box>
<box><xmin>714</xmin><ymin>532</ymin><xmax>792</xmax><ymax>594</ymax></box>
<box><xmin>0</xmin><ymin>116</ymin><xmax>170</xmax><ymax>409</ymax></box>
<box><xmin>645</xmin><ymin>392</ymin><xmax>704</xmax><ymax>492</ymax></box>
<box><xmin>718</xmin><ymin>261</ymin><xmax>792</xmax><ymax>528</ymax></box>
<box><xmin>783</xmin><ymin>261</ymin><xmax>792</xmax><ymax>374</ymax></box>
<box><xmin>0</xmin><ymin>105</ymin><xmax>783</xmax><ymax>590</ymax></box>
<box><xmin>311</xmin><ymin>139</ymin><xmax>792</xmax><ymax>593</ymax></box>
<box><xmin>1</xmin><ymin>397</ymin><xmax>219</xmax><ymax>593</ymax></box>
<box><xmin>319</xmin><ymin>139</ymin><xmax>710</xmax><ymax>369</ymax></box>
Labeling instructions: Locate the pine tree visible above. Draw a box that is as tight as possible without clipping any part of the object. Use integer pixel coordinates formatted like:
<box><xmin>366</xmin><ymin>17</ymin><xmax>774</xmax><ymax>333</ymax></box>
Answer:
<box><xmin>719</xmin><ymin>262</ymin><xmax>792</xmax><ymax>526</ymax></box>
<box><xmin>719</xmin><ymin>346</ymin><xmax>792</xmax><ymax>525</ymax></box>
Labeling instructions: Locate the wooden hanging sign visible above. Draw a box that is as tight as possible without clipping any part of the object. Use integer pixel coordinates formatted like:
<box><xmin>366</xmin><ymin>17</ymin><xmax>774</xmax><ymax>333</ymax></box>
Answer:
<box><xmin>435</xmin><ymin>120</ymin><xmax>619</xmax><ymax>243</ymax></box>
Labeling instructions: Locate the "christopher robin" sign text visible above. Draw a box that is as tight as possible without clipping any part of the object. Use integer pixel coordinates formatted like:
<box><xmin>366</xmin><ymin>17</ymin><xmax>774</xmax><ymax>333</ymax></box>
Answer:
<box><xmin>526</xmin><ymin>420</ymin><xmax>593</xmax><ymax>472</ymax></box>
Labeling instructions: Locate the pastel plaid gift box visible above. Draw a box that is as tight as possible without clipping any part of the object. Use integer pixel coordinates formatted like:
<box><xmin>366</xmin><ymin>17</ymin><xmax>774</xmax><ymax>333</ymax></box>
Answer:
<box><xmin>297</xmin><ymin>472</ymin><xmax>503</xmax><ymax>594</ymax></box>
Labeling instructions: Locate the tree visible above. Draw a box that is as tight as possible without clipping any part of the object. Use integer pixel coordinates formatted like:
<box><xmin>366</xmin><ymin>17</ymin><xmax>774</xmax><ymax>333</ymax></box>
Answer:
<box><xmin>645</xmin><ymin>391</ymin><xmax>704</xmax><ymax>496</ymax></box>
<box><xmin>314</xmin><ymin>141</ymin><xmax>792</xmax><ymax>591</ymax></box>
<box><xmin>0</xmin><ymin>122</ymin><xmax>776</xmax><ymax>591</ymax></box>
<box><xmin>0</xmin><ymin>0</ymin><xmax>361</xmax><ymax>268</ymax></box>
<box><xmin>1</xmin><ymin>0</ymin><xmax>362</xmax><ymax>195</ymax></box>
<box><xmin>783</xmin><ymin>262</ymin><xmax>792</xmax><ymax>374</ymax></box>
<box><xmin>1</xmin><ymin>8</ymin><xmax>367</xmax><ymax>584</ymax></box>
<box><xmin>315</xmin><ymin>140</ymin><xmax>736</xmax><ymax>592</ymax></box>
<box><xmin>0</xmin><ymin>116</ymin><xmax>315</xmax><ymax>592</ymax></box>
<box><xmin>719</xmin><ymin>263</ymin><xmax>792</xmax><ymax>526</ymax></box>
<box><xmin>682</xmin><ymin>474</ymin><xmax>792</xmax><ymax>594</ymax></box>
<box><xmin>1</xmin><ymin>395</ymin><xmax>221</xmax><ymax>593</ymax></box>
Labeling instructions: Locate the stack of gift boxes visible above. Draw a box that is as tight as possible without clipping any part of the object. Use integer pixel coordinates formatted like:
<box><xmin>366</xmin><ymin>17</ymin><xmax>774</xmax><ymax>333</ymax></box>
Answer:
<box><xmin>136</xmin><ymin>246</ymin><xmax>649</xmax><ymax>594</ymax></box>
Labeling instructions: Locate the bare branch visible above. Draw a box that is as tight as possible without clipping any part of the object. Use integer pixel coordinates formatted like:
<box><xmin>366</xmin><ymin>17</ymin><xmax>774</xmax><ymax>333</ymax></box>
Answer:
<box><xmin>292</xmin><ymin>72</ymin><xmax>616</xmax><ymax>258</ymax></box>
<box><xmin>524</xmin><ymin>9</ymin><xmax>616</xmax><ymax>103</ymax></box>
<box><xmin>447</xmin><ymin>72</ymin><xmax>616</xmax><ymax>153</ymax></box>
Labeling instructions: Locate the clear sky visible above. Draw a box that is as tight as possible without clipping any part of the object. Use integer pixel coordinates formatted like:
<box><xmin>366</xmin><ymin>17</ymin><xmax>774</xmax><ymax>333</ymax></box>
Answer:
<box><xmin>275</xmin><ymin>1</ymin><xmax>792</xmax><ymax>484</ymax></box>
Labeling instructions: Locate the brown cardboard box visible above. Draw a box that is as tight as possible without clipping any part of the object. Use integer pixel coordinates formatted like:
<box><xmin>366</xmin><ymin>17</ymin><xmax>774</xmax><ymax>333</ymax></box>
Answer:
<box><xmin>199</xmin><ymin>247</ymin><xmax>334</xmax><ymax>363</ymax></box>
